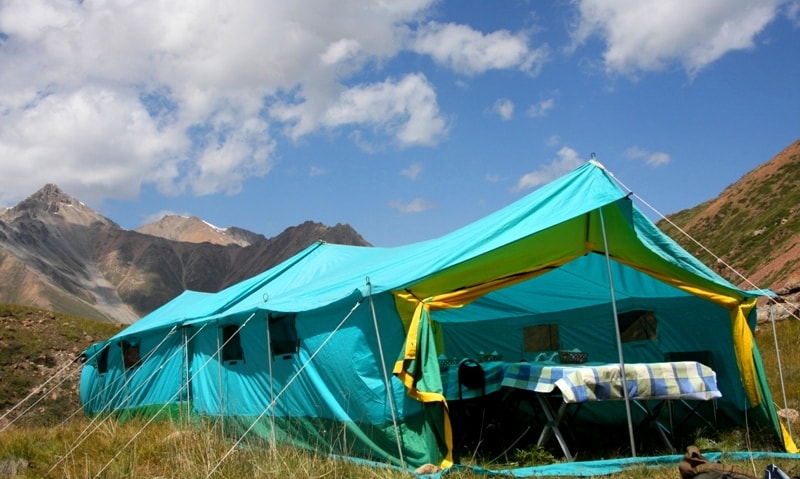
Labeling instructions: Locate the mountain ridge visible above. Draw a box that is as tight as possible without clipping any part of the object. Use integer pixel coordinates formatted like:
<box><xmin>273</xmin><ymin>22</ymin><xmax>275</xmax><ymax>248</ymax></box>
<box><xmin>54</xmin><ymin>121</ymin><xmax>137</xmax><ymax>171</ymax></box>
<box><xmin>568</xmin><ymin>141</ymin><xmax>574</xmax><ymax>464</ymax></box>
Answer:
<box><xmin>134</xmin><ymin>214</ymin><xmax>267</xmax><ymax>246</ymax></box>
<box><xmin>0</xmin><ymin>187</ymin><xmax>370</xmax><ymax>322</ymax></box>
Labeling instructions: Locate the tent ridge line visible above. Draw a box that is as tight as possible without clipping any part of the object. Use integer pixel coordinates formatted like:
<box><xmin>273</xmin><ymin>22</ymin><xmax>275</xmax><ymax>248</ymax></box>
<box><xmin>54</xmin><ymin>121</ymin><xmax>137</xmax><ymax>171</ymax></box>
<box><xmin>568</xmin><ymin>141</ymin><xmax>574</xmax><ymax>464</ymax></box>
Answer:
<box><xmin>209</xmin><ymin>241</ymin><xmax>326</xmax><ymax>316</ymax></box>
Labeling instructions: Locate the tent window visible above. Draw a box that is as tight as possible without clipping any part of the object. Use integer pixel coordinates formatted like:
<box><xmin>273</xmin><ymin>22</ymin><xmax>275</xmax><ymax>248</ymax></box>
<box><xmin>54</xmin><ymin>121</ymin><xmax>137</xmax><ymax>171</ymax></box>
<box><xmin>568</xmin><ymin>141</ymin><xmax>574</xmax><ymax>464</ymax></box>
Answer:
<box><xmin>221</xmin><ymin>325</ymin><xmax>244</xmax><ymax>363</ymax></box>
<box><xmin>97</xmin><ymin>345</ymin><xmax>109</xmax><ymax>374</ymax></box>
<box><xmin>122</xmin><ymin>339</ymin><xmax>141</xmax><ymax>369</ymax></box>
<box><xmin>524</xmin><ymin>324</ymin><xmax>560</xmax><ymax>352</ymax></box>
<box><xmin>618</xmin><ymin>310</ymin><xmax>657</xmax><ymax>342</ymax></box>
<box><xmin>269</xmin><ymin>314</ymin><xmax>298</xmax><ymax>359</ymax></box>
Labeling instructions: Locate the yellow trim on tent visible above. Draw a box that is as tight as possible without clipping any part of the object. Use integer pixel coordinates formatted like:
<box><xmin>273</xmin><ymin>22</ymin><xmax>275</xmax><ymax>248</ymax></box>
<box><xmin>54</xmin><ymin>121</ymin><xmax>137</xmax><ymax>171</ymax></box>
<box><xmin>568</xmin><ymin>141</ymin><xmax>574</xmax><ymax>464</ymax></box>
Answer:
<box><xmin>393</xmin><ymin>268</ymin><xmax>560</xmax><ymax>467</ymax></box>
<box><xmin>618</xmin><ymin>265</ymin><xmax>798</xmax><ymax>453</ymax></box>
<box><xmin>392</xmin><ymin>241</ymin><xmax>800</xmax><ymax>461</ymax></box>
<box><xmin>392</xmin><ymin>300</ymin><xmax>454</xmax><ymax>467</ymax></box>
<box><xmin>626</xmin><ymin>267</ymin><xmax>761</xmax><ymax>405</ymax></box>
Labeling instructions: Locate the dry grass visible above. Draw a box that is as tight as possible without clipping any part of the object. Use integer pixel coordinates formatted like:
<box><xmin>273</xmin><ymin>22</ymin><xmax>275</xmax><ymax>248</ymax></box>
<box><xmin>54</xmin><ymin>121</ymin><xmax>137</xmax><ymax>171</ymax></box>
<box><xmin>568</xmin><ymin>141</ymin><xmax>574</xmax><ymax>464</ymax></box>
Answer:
<box><xmin>758</xmin><ymin>317</ymin><xmax>800</xmax><ymax>416</ymax></box>
<box><xmin>1</xmin><ymin>419</ymin><xmax>417</xmax><ymax>479</ymax></box>
<box><xmin>1</xmin><ymin>319</ymin><xmax>800</xmax><ymax>478</ymax></box>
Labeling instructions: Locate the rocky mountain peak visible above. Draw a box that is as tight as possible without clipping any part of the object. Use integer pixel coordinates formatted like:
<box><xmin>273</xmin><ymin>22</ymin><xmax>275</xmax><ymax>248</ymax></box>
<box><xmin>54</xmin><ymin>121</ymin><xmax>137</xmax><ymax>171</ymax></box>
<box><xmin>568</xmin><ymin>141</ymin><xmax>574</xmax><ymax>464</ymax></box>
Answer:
<box><xmin>14</xmin><ymin>184</ymin><xmax>76</xmax><ymax>214</ymax></box>
<box><xmin>2</xmin><ymin>184</ymin><xmax>118</xmax><ymax>229</ymax></box>
<box><xmin>135</xmin><ymin>215</ymin><xmax>266</xmax><ymax>246</ymax></box>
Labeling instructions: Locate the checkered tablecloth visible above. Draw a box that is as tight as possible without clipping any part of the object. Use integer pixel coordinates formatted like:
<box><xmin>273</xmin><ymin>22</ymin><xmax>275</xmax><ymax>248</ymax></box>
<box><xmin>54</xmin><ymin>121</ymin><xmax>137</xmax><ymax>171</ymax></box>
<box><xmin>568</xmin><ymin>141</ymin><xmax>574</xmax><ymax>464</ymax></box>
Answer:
<box><xmin>501</xmin><ymin>361</ymin><xmax>721</xmax><ymax>403</ymax></box>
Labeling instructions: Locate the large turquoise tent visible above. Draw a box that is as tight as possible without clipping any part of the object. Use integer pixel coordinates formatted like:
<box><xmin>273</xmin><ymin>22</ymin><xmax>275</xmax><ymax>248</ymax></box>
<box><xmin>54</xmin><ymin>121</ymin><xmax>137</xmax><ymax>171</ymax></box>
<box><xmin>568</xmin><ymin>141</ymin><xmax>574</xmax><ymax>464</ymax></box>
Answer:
<box><xmin>79</xmin><ymin>160</ymin><xmax>797</xmax><ymax>471</ymax></box>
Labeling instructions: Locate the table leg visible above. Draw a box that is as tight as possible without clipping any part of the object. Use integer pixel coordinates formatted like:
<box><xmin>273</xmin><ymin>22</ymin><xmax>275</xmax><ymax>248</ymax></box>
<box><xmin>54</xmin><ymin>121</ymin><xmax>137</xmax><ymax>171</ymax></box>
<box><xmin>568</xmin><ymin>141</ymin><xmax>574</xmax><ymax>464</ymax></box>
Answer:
<box><xmin>633</xmin><ymin>400</ymin><xmax>674</xmax><ymax>452</ymax></box>
<box><xmin>670</xmin><ymin>399</ymin><xmax>718</xmax><ymax>435</ymax></box>
<box><xmin>535</xmin><ymin>394</ymin><xmax>574</xmax><ymax>461</ymax></box>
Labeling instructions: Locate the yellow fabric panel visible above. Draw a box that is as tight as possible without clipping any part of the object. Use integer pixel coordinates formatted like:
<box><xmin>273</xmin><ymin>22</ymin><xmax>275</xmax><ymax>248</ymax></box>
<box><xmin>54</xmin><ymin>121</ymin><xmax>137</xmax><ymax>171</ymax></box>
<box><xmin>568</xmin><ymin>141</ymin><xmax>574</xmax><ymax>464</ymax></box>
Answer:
<box><xmin>393</xmin><ymin>267</ymin><xmax>581</xmax><ymax>468</ymax></box>
<box><xmin>782</xmin><ymin>423</ymin><xmax>799</xmax><ymax>453</ymax></box>
<box><xmin>393</xmin><ymin>302</ymin><xmax>424</xmax><ymax>376</ymax></box>
<box><xmin>401</xmin><ymin>217</ymin><xmax>590</xmax><ymax>308</ymax></box>
<box><xmin>590</xmin><ymin>206</ymin><xmax>747</xmax><ymax>301</ymax></box>
<box><xmin>392</xmin><ymin>301</ymin><xmax>455</xmax><ymax>466</ymax></box>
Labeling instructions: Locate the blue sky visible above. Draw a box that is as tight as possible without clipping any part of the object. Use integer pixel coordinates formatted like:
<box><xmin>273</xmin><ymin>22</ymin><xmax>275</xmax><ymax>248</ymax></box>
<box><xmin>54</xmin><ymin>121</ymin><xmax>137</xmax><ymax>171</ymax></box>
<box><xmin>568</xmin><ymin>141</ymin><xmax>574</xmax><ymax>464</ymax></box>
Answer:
<box><xmin>1</xmin><ymin>1</ymin><xmax>798</xmax><ymax>247</ymax></box>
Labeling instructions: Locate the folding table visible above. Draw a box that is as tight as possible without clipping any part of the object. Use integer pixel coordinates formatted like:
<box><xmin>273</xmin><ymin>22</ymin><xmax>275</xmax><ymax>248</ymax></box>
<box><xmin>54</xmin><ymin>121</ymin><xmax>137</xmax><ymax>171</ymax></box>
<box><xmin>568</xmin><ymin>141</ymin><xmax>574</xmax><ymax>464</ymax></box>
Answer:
<box><xmin>501</xmin><ymin>361</ymin><xmax>722</xmax><ymax>460</ymax></box>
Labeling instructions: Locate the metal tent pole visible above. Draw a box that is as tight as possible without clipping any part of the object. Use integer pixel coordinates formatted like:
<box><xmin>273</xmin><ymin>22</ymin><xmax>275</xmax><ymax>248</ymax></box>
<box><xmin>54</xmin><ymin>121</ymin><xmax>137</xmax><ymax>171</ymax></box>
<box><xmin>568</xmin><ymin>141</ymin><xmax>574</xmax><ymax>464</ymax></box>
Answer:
<box><xmin>366</xmin><ymin>277</ymin><xmax>406</xmax><ymax>471</ymax></box>
<box><xmin>598</xmin><ymin>206</ymin><xmax>637</xmax><ymax>457</ymax></box>
<box><xmin>266</xmin><ymin>313</ymin><xmax>277</xmax><ymax>449</ymax></box>
<box><xmin>769</xmin><ymin>301</ymin><xmax>792</xmax><ymax>438</ymax></box>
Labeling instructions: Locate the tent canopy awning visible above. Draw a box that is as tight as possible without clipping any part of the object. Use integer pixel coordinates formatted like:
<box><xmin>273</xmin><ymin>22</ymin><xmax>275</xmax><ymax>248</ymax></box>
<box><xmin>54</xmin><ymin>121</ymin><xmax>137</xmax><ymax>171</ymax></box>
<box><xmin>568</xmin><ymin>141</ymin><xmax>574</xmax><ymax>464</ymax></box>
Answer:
<box><xmin>154</xmin><ymin>160</ymin><xmax>755</xmax><ymax>330</ymax></box>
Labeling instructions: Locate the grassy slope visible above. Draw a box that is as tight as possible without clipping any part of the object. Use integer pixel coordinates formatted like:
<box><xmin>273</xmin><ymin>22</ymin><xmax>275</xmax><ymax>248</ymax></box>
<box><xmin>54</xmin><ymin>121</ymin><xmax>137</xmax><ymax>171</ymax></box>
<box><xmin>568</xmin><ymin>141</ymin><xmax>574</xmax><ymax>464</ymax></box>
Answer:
<box><xmin>0</xmin><ymin>304</ymin><xmax>121</xmax><ymax>428</ymax></box>
<box><xmin>657</xmin><ymin>143</ymin><xmax>800</xmax><ymax>288</ymax></box>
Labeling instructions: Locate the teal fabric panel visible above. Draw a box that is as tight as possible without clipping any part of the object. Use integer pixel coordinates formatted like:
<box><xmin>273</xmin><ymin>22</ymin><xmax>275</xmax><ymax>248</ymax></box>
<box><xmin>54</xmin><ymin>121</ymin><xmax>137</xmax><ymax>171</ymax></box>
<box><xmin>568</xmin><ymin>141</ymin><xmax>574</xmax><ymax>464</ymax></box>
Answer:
<box><xmin>120</xmin><ymin>332</ymin><xmax>187</xmax><ymax>408</ymax></box>
<box><xmin>82</xmin><ymin>341</ymin><xmax>126</xmax><ymax>413</ymax></box>
<box><xmin>81</xmin><ymin>331</ymin><xmax>187</xmax><ymax>413</ymax></box>
<box><xmin>192</xmin><ymin>301</ymin><xmax>413</xmax><ymax>420</ymax></box>
<box><xmin>433</xmin><ymin>253</ymin><xmax>695</xmax><ymax>322</ymax></box>
<box><xmin>188</xmin><ymin>297</ymin><xmax>436</xmax><ymax>465</ymax></box>
<box><xmin>437</xmin><ymin>293</ymin><xmax>748</xmax><ymax>418</ymax></box>
<box><xmin>112</xmin><ymin>290</ymin><xmax>214</xmax><ymax>338</ymax></box>
<box><xmin>79</xmin><ymin>363</ymin><xmax>103</xmax><ymax>413</ymax></box>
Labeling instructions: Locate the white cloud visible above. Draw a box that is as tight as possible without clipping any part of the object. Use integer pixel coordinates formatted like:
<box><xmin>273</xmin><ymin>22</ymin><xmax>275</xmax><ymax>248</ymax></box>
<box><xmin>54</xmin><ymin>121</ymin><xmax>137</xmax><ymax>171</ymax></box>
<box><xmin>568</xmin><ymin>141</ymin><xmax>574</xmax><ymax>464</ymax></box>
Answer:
<box><xmin>401</xmin><ymin>162</ymin><xmax>423</xmax><ymax>180</ymax></box>
<box><xmin>513</xmin><ymin>146</ymin><xmax>584</xmax><ymax>192</ymax></box>
<box><xmin>412</xmin><ymin>21</ymin><xmax>549</xmax><ymax>75</ymax></box>
<box><xmin>0</xmin><ymin>0</ymin><xmax>441</xmax><ymax>205</ymax></box>
<box><xmin>320</xmin><ymin>39</ymin><xmax>364</xmax><ymax>66</ymax></box>
<box><xmin>624</xmin><ymin>146</ymin><xmax>671</xmax><ymax>167</ymax></box>
<box><xmin>570</xmin><ymin>0</ymin><xmax>783</xmax><ymax>76</ymax></box>
<box><xmin>545</xmin><ymin>135</ymin><xmax>561</xmax><ymax>148</ymax></box>
<box><xmin>0</xmin><ymin>86</ymin><xmax>185</xmax><ymax>206</ymax></box>
<box><xmin>389</xmin><ymin>197</ymin><xmax>438</xmax><ymax>214</ymax></box>
<box><xmin>492</xmin><ymin>99</ymin><xmax>515</xmax><ymax>120</ymax></box>
<box><xmin>312</xmin><ymin>73</ymin><xmax>448</xmax><ymax>147</ymax></box>
<box><xmin>527</xmin><ymin>98</ymin><xmax>556</xmax><ymax>118</ymax></box>
<box><xmin>485</xmin><ymin>173</ymin><xmax>502</xmax><ymax>183</ymax></box>
<box><xmin>309</xmin><ymin>166</ymin><xmax>327</xmax><ymax>176</ymax></box>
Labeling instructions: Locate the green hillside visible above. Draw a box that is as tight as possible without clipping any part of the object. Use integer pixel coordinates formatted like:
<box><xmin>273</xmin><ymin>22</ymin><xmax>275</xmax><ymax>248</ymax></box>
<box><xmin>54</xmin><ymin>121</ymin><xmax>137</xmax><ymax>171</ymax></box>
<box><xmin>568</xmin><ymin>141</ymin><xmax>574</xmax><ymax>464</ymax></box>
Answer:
<box><xmin>0</xmin><ymin>304</ymin><xmax>121</xmax><ymax>428</ymax></box>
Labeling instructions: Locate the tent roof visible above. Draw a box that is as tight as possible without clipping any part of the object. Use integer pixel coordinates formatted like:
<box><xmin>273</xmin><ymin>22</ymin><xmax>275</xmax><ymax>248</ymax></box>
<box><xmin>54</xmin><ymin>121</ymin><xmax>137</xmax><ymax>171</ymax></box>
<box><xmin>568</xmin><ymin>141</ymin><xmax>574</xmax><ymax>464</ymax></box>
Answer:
<box><xmin>107</xmin><ymin>159</ymin><xmax>760</xmax><ymax>339</ymax></box>
<box><xmin>161</xmin><ymin>159</ymin><xmax>756</xmax><ymax>327</ymax></box>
